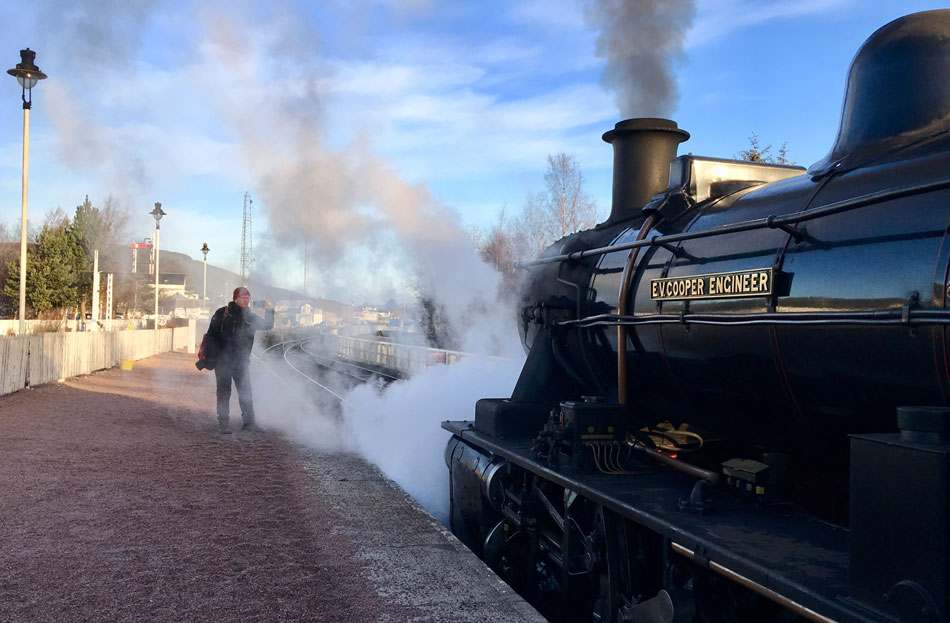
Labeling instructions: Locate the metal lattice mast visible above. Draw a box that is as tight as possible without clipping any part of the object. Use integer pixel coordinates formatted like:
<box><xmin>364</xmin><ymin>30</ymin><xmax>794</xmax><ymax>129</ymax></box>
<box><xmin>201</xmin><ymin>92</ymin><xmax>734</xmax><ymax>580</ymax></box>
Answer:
<box><xmin>303</xmin><ymin>240</ymin><xmax>309</xmax><ymax>296</ymax></box>
<box><xmin>240</xmin><ymin>191</ymin><xmax>253</xmax><ymax>284</ymax></box>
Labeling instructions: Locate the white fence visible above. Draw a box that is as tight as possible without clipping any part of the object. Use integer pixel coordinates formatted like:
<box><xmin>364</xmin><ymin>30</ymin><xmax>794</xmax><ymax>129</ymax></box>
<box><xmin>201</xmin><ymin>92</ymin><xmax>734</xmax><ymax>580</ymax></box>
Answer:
<box><xmin>0</xmin><ymin>318</ymin><xmax>152</xmax><ymax>335</ymax></box>
<box><xmin>0</xmin><ymin>323</ymin><xmax>197</xmax><ymax>397</ymax></box>
<box><xmin>324</xmin><ymin>334</ymin><xmax>469</xmax><ymax>376</ymax></box>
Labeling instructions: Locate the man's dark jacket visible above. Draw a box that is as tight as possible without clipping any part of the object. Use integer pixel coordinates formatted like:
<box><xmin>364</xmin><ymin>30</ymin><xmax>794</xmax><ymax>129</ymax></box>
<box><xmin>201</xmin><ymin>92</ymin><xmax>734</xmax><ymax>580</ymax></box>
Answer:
<box><xmin>205</xmin><ymin>302</ymin><xmax>275</xmax><ymax>365</ymax></box>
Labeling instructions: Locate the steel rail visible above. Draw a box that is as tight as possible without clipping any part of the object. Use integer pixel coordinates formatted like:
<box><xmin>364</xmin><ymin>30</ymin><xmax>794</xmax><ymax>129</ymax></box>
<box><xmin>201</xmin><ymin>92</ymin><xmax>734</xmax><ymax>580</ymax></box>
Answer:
<box><xmin>299</xmin><ymin>338</ymin><xmax>400</xmax><ymax>381</ymax></box>
<box><xmin>252</xmin><ymin>341</ymin><xmax>316</xmax><ymax>404</ymax></box>
<box><xmin>281</xmin><ymin>346</ymin><xmax>351</xmax><ymax>404</ymax></box>
<box><xmin>259</xmin><ymin>338</ymin><xmax>351</xmax><ymax>404</ymax></box>
<box><xmin>295</xmin><ymin>345</ymin><xmax>372</xmax><ymax>384</ymax></box>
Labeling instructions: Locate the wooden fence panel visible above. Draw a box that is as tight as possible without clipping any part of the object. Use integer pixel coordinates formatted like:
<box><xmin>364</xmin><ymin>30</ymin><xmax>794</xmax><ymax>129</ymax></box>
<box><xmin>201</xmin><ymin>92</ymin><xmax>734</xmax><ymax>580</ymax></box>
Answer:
<box><xmin>32</xmin><ymin>333</ymin><xmax>64</xmax><ymax>386</ymax></box>
<box><xmin>0</xmin><ymin>327</ymin><xmax>193</xmax><ymax>398</ymax></box>
<box><xmin>0</xmin><ymin>336</ymin><xmax>28</xmax><ymax>394</ymax></box>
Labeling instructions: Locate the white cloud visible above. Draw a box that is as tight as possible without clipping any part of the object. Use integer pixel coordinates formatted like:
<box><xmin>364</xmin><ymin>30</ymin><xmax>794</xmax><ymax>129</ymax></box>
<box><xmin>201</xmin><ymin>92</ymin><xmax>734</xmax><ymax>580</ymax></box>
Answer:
<box><xmin>506</xmin><ymin>0</ymin><xmax>589</xmax><ymax>33</ymax></box>
<box><xmin>327</xmin><ymin>59</ymin><xmax>486</xmax><ymax>96</ymax></box>
<box><xmin>687</xmin><ymin>0</ymin><xmax>856</xmax><ymax>48</ymax></box>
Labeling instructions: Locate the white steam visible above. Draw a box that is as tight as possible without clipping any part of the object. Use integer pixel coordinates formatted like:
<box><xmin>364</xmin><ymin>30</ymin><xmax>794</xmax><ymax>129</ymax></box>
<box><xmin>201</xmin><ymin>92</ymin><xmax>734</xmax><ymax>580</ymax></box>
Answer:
<box><xmin>193</xmin><ymin>3</ymin><xmax>525</xmax><ymax>521</ymax></box>
<box><xmin>253</xmin><ymin>352</ymin><xmax>525</xmax><ymax>525</ymax></box>
<box><xmin>342</xmin><ymin>356</ymin><xmax>523</xmax><ymax>524</ymax></box>
<box><xmin>194</xmin><ymin>7</ymin><xmax>518</xmax><ymax>354</ymax></box>
<box><xmin>31</xmin><ymin>0</ymin><xmax>529</xmax><ymax>523</ymax></box>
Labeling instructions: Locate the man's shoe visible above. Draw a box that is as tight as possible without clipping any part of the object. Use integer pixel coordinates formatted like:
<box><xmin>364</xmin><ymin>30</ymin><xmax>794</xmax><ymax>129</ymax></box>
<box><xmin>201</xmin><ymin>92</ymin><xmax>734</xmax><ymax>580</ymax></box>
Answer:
<box><xmin>241</xmin><ymin>422</ymin><xmax>264</xmax><ymax>433</ymax></box>
<box><xmin>218</xmin><ymin>419</ymin><xmax>232</xmax><ymax>434</ymax></box>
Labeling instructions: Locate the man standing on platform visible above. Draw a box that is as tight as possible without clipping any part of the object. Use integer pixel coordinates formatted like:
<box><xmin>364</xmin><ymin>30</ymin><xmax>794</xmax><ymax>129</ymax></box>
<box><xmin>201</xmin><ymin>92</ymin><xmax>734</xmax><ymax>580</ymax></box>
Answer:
<box><xmin>206</xmin><ymin>286</ymin><xmax>274</xmax><ymax>434</ymax></box>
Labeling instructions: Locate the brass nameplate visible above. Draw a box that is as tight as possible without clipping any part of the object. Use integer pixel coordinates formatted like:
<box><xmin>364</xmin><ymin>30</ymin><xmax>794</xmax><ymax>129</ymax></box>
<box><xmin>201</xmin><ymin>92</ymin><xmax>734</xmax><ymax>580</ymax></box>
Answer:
<box><xmin>650</xmin><ymin>268</ymin><xmax>773</xmax><ymax>301</ymax></box>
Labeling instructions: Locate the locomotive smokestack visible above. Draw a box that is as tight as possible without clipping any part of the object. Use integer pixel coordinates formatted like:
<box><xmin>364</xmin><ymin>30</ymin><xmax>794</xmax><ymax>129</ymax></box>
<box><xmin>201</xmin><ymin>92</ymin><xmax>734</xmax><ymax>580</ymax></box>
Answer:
<box><xmin>602</xmin><ymin>118</ymin><xmax>689</xmax><ymax>226</ymax></box>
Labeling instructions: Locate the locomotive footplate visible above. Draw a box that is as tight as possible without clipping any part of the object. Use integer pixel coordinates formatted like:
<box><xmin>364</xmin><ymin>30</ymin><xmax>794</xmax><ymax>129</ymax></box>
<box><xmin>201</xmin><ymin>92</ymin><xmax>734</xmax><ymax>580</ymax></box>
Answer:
<box><xmin>442</xmin><ymin>420</ymin><xmax>882</xmax><ymax>623</ymax></box>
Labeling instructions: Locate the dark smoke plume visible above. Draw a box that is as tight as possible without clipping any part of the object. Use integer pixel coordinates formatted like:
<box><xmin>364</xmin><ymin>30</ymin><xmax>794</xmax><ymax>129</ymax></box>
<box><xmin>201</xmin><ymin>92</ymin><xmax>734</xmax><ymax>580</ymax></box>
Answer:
<box><xmin>585</xmin><ymin>0</ymin><xmax>696</xmax><ymax>118</ymax></box>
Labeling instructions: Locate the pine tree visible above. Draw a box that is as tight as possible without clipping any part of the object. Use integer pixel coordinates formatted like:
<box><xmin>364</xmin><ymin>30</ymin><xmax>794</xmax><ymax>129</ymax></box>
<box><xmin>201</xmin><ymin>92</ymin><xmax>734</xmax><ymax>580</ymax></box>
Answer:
<box><xmin>738</xmin><ymin>133</ymin><xmax>793</xmax><ymax>165</ymax></box>
<box><xmin>4</xmin><ymin>225</ymin><xmax>86</xmax><ymax>315</ymax></box>
<box><xmin>72</xmin><ymin>195</ymin><xmax>109</xmax><ymax>265</ymax></box>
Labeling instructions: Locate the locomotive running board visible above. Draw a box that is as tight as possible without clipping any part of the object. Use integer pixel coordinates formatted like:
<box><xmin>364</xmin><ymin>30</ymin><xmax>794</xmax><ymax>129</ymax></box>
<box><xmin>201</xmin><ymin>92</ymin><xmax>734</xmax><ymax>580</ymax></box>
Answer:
<box><xmin>442</xmin><ymin>420</ymin><xmax>895</xmax><ymax>623</ymax></box>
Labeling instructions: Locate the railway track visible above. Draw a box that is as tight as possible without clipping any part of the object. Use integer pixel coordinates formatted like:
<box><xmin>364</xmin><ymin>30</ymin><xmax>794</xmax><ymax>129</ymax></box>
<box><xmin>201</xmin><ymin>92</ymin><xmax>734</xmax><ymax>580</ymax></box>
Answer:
<box><xmin>257</xmin><ymin>336</ymin><xmax>401</xmax><ymax>406</ymax></box>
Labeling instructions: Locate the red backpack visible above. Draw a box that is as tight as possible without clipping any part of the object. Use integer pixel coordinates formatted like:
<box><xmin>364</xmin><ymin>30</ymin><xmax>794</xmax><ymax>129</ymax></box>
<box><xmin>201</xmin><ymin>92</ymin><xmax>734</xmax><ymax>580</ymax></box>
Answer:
<box><xmin>195</xmin><ymin>306</ymin><xmax>228</xmax><ymax>371</ymax></box>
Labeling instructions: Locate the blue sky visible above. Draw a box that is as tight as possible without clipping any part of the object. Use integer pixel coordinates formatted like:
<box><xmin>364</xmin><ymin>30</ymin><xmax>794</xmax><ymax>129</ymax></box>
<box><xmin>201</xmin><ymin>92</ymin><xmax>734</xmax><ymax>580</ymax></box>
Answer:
<box><xmin>0</xmin><ymin>0</ymin><xmax>944</xmax><ymax>303</ymax></box>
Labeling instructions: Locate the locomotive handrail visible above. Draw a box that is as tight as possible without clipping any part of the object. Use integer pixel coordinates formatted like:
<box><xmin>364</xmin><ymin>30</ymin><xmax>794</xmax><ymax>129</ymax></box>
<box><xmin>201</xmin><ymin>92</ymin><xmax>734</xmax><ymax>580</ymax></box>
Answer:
<box><xmin>515</xmin><ymin>177</ymin><xmax>950</xmax><ymax>268</ymax></box>
<box><xmin>559</xmin><ymin>308</ymin><xmax>950</xmax><ymax>328</ymax></box>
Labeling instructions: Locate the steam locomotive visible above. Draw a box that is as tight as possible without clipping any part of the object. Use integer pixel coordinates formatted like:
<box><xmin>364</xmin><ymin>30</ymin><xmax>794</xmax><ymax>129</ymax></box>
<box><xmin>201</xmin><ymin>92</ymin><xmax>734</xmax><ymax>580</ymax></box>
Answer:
<box><xmin>443</xmin><ymin>10</ymin><xmax>950</xmax><ymax>623</ymax></box>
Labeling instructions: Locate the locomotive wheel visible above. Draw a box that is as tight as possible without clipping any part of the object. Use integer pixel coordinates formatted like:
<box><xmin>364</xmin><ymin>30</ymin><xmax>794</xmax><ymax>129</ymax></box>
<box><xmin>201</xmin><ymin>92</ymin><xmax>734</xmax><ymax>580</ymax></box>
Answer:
<box><xmin>589</xmin><ymin>505</ymin><xmax>631</xmax><ymax>622</ymax></box>
<box><xmin>564</xmin><ymin>499</ymin><xmax>632</xmax><ymax>623</ymax></box>
<box><xmin>483</xmin><ymin>519</ymin><xmax>532</xmax><ymax>596</ymax></box>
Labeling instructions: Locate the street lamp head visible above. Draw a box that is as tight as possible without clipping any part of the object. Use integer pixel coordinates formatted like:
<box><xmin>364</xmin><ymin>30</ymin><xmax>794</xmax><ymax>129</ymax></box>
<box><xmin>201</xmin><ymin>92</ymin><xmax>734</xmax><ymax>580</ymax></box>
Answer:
<box><xmin>150</xmin><ymin>202</ymin><xmax>166</xmax><ymax>224</ymax></box>
<box><xmin>201</xmin><ymin>242</ymin><xmax>209</xmax><ymax>258</ymax></box>
<box><xmin>7</xmin><ymin>49</ymin><xmax>47</xmax><ymax>90</ymax></box>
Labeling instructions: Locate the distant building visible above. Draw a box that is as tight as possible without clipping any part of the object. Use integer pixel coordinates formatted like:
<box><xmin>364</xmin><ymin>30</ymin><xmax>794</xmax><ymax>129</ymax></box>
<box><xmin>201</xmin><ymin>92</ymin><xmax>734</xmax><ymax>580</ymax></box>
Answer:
<box><xmin>312</xmin><ymin>299</ymin><xmax>354</xmax><ymax>324</ymax></box>
<box><xmin>171</xmin><ymin>293</ymin><xmax>209</xmax><ymax>319</ymax></box>
<box><xmin>357</xmin><ymin>306</ymin><xmax>378</xmax><ymax>323</ymax></box>
<box><xmin>276</xmin><ymin>300</ymin><xmax>324</xmax><ymax>326</ymax></box>
<box><xmin>152</xmin><ymin>273</ymin><xmax>188</xmax><ymax>298</ymax></box>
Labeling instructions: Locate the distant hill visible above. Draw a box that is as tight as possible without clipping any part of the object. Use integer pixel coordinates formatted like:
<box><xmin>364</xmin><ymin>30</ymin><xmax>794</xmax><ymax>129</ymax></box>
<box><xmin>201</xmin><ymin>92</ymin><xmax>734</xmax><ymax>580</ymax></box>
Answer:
<box><xmin>0</xmin><ymin>241</ymin><xmax>351</xmax><ymax>317</ymax></box>
<box><xmin>102</xmin><ymin>245</ymin><xmax>331</xmax><ymax>310</ymax></box>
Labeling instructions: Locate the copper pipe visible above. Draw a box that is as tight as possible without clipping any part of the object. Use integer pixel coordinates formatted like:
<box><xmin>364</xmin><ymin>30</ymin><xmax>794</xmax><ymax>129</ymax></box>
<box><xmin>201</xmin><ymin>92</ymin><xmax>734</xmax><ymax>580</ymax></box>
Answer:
<box><xmin>671</xmin><ymin>542</ymin><xmax>837</xmax><ymax>623</ymax></box>
<box><xmin>617</xmin><ymin>213</ymin><xmax>659</xmax><ymax>404</ymax></box>
<box><xmin>629</xmin><ymin>442</ymin><xmax>721</xmax><ymax>486</ymax></box>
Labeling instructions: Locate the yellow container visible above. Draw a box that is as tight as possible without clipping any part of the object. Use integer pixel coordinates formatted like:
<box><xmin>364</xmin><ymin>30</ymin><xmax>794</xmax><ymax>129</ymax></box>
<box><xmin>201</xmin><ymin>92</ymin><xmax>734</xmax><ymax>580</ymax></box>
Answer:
<box><xmin>120</xmin><ymin>359</ymin><xmax>134</xmax><ymax>371</ymax></box>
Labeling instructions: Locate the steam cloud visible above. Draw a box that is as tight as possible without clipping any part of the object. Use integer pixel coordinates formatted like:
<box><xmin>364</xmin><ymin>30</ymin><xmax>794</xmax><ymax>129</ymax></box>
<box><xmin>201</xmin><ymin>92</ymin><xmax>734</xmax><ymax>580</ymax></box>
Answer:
<box><xmin>585</xmin><ymin>0</ymin><xmax>697</xmax><ymax>118</ymax></box>
<box><xmin>196</xmin><ymin>7</ymin><xmax>516</xmax><ymax>354</ymax></box>
<box><xmin>22</xmin><ymin>0</ymin><xmax>527</xmax><ymax>524</ymax></box>
<box><xmin>193</xmin><ymin>3</ymin><xmax>525</xmax><ymax>523</ymax></box>
<box><xmin>22</xmin><ymin>1</ymin><xmax>159</xmax><ymax>209</ymax></box>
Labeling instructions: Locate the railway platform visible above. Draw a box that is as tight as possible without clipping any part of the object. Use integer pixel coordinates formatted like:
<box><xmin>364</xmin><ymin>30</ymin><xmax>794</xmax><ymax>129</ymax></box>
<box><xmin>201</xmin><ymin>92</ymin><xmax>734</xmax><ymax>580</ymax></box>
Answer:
<box><xmin>0</xmin><ymin>351</ymin><xmax>543</xmax><ymax>622</ymax></box>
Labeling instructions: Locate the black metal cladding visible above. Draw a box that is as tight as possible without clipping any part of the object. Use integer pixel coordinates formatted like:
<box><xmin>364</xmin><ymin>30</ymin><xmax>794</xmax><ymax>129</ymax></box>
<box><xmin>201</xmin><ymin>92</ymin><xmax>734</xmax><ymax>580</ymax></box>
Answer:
<box><xmin>588</xmin><ymin>144</ymin><xmax>950</xmax><ymax>450</ymax></box>
<box><xmin>850</xmin><ymin>408</ymin><xmax>950</xmax><ymax>619</ymax></box>
<box><xmin>444</xmin><ymin>10</ymin><xmax>950</xmax><ymax>623</ymax></box>
<box><xmin>509</xmin><ymin>7</ymin><xmax>950</xmax><ymax>451</ymax></box>
<box><xmin>810</xmin><ymin>10</ymin><xmax>950</xmax><ymax>177</ymax></box>
<box><xmin>514</xmin><ymin>124</ymin><xmax>950</xmax><ymax>452</ymax></box>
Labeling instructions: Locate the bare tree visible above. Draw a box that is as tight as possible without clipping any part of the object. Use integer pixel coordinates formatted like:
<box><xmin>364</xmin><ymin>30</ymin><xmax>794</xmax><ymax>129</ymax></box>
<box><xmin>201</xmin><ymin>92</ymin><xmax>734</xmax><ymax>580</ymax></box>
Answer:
<box><xmin>473</xmin><ymin>154</ymin><xmax>600</xmax><ymax>290</ymax></box>
<box><xmin>5</xmin><ymin>217</ymin><xmax>43</xmax><ymax>243</ymax></box>
<box><xmin>548</xmin><ymin>153</ymin><xmax>597</xmax><ymax>236</ymax></box>
<box><xmin>520</xmin><ymin>191</ymin><xmax>556</xmax><ymax>256</ymax></box>
<box><xmin>42</xmin><ymin>207</ymin><xmax>71</xmax><ymax>232</ymax></box>
<box><xmin>520</xmin><ymin>153</ymin><xmax>600</xmax><ymax>255</ymax></box>
<box><xmin>472</xmin><ymin>206</ymin><xmax>527</xmax><ymax>292</ymax></box>
<box><xmin>101</xmin><ymin>194</ymin><xmax>130</xmax><ymax>245</ymax></box>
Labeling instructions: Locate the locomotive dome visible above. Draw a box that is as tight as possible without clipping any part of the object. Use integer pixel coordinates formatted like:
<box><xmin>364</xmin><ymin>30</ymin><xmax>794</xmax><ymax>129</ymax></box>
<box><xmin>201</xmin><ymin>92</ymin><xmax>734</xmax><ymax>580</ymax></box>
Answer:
<box><xmin>809</xmin><ymin>9</ymin><xmax>950</xmax><ymax>176</ymax></box>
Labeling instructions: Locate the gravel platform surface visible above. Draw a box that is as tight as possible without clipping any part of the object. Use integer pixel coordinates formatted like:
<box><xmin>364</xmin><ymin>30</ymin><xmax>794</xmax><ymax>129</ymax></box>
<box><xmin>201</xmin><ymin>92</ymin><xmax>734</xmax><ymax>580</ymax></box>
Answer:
<box><xmin>0</xmin><ymin>351</ymin><xmax>543</xmax><ymax>622</ymax></box>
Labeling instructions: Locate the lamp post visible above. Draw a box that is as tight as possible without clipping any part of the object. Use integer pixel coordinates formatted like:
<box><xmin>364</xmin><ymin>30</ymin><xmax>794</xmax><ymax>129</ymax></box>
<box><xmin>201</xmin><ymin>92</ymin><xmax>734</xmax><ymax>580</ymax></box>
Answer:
<box><xmin>200</xmin><ymin>242</ymin><xmax>209</xmax><ymax>302</ymax></box>
<box><xmin>150</xmin><ymin>202</ymin><xmax>165</xmax><ymax>328</ymax></box>
<box><xmin>7</xmin><ymin>49</ymin><xmax>47</xmax><ymax>335</ymax></box>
